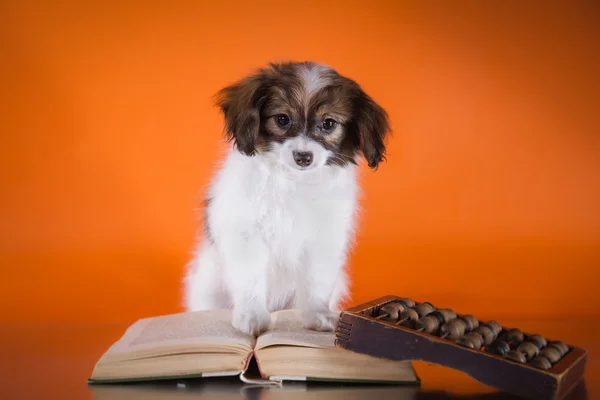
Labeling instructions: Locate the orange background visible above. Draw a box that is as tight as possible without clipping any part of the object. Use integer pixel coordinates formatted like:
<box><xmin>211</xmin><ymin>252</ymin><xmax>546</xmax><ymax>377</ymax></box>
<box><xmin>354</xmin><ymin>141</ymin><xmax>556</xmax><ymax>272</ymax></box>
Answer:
<box><xmin>2</xmin><ymin>1</ymin><xmax>599</xmax><ymax>324</ymax></box>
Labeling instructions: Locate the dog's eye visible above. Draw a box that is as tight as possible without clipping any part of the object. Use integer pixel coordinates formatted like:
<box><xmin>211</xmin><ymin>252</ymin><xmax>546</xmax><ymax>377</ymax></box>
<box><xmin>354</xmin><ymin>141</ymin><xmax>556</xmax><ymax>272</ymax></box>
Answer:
<box><xmin>322</xmin><ymin>118</ymin><xmax>337</xmax><ymax>131</ymax></box>
<box><xmin>276</xmin><ymin>114</ymin><xmax>290</xmax><ymax>128</ymax></box>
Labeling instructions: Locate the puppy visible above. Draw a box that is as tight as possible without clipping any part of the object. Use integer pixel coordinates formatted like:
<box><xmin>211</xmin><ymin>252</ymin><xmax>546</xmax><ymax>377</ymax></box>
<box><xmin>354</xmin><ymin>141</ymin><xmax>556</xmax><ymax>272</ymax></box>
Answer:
<box><xmin>183</xmin><ymin>61</ymin><xmax>390</xmax><ymax>336</ymax></box>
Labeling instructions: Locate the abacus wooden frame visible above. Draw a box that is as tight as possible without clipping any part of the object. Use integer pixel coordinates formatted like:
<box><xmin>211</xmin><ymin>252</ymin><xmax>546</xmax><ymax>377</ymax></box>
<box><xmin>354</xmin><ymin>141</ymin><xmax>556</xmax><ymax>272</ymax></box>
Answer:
<box><xmin>334</xmin><ymin>295</ymin><xmax>587</xmax><ymax>400</ymax></box>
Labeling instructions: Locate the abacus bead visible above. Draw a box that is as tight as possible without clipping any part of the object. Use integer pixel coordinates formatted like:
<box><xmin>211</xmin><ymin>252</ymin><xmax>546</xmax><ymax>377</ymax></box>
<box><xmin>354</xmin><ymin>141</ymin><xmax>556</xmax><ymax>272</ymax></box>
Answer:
<box><xmin>459</xmin><ymin>332</ymin><xmax>483</xmax><ymax>349</ymax></box>
<box><xmin>476</xmin><ymin>326</ymin><xmax>495</xmax><ymax>345</ymax></box>
<box><xmin>517</xmin><ymin>341</ymin><xmax>540</xmax><ymax>360</ymax></box>
<box><xmin>462</xmin><ymin>315</ymin><xmax>479</xmax><ymax>330</ymax></box>
<box><xmin>439</xmin><ymin>319</ymin><xmax>457</xmax><ymax>333</ymax></box>
<box><xmin>381</xmin><ymin>303</ymin><xmax>404</xmax><ymax>320</ymax></box>
<box><xmin>438</xmin><ymin>308</ymin><xmax>457</xmax><ymax>322</ymax></box>
<box><xmin>540</xmin><ymin>346</ymin><xmax>562</xmax><ymax>363</ymax></box>
<box><xmin>506</xmin><ymin>328</ymin><xmax>524</xmax><ymax>344</ymax></box>
<box><xmin>415</xmin><ymin>316</ymin><xmax>438</xmax><ymax>333</ymax></box>
<box><xmin>530</xmin><ymin>356</ymin><xmax>552</xmax><ymax>370</ymax></box>
<box><xmin>506</xmin><ymin>350</ymin><xmax>527</xmax><ymax>363</ymax></box>
<box><xmin>472</xmin><ymin>335</ymin><xmax>484</xmax><ymax>349</ymax></box>
<box><xmin>397</xmin><ymin>298</ymin><xmax>416</xmax><ymax>308</ymax></box>
<box><xmin>487</xmin><ymin>321</ymin><xmax>503</xmax><ymax>336</ymax></box>
<box><xmin>378</xmin><ymin>306</ymin><xmax>388</xmax><ymax>318</ymax></box>
<box><xmin>440</xmin><ymin>320</ymin><xmax>465</xmax><ymax>339</ymax></box>
<box><xmin>447</xmin><ymin>325</ymin><xmax>465</xmax><ymax>339</ymax></box>
<box><xmin>400</xmin><ymin>309</ymin><xmax>419</xmax><ymax>321</ymax></box>
<box><xmin>457</xmin><ymin>337</ymin><xmax>475</xmax><ymax>349</ymax></box>
<box><xmin>550</xmin><ymin>341</ymin><xmax>569</xmax><ymax>356</ymax></box>
<box><xmin>415</xmin><ymin>302</ymin><xmax>436</xmax><ymax>316</ymax></box>
<box><xmin>529</xmin><ymin>334</ymin><xmax>547</xmax><ymax>348</ymax></box>
<box><xmin>487</xmin><ymin>340</ymin><xmax>510</xmax><ymax>356</ymax></box>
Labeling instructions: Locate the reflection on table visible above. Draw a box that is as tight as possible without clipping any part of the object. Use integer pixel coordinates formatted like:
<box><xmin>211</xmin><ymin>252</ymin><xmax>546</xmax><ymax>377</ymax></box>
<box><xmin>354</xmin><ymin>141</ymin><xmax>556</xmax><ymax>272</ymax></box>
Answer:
<box><xmin>88</xmin><ymin>376</ymin><xmax>588</xmax><ymax>400</ymax></box>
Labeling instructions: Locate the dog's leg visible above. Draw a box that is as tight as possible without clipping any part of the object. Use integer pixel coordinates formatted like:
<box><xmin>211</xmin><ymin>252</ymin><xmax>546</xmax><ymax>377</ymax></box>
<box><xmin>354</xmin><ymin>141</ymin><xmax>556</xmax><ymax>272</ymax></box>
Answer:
<box><xmin>219</xmin><ymin>234</ymin><xmax>271</xmax><ymax>336</ymax></box>
<box><xmin>328</xmin><ymin>270</ymin><xmax>349</xmax><ymax>312</ymax></box>
<box><xmin>296</xmin><ymin>200</ymin><xmax>354</xmax><ymax>331</ymax></box>
<box><xmin>296</xmin><ymin>247</ymin><xmax>348</xmax><ymax>332</ymax></box>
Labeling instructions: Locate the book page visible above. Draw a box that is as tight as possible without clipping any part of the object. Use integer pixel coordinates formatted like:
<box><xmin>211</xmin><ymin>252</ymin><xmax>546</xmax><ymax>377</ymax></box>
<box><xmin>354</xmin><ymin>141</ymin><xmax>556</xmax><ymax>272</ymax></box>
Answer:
<box><xmin>103</xmin><ymin>310</ymin><xmax>256</xmax><ymax>355</ymax></box>
<box><xmin>255</xmin><ymin>310</ymin><xmax>338</xmax><ymax>350</ymax></box>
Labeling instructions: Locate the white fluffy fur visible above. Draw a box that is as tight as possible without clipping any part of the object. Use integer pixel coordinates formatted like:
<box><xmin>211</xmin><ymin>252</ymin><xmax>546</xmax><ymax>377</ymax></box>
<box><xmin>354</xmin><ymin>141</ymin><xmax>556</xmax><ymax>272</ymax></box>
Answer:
<box><xmin>180</xmin><ymin>61</ymin><xmax>391</xmax><ymax>337</ymax></box>
<box><xmin>183</xmin><ymin>147</ymin><xmax>358</xmax><ymax>336</ymax></box>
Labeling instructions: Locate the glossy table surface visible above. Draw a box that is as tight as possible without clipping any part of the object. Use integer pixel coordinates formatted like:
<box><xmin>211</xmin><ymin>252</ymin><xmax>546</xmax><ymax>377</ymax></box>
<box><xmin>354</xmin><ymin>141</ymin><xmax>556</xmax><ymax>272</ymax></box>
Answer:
<box><xmin>1</xmin><ymin>318</ymin><xmax>598</xmax><ymax>399</ymax></box>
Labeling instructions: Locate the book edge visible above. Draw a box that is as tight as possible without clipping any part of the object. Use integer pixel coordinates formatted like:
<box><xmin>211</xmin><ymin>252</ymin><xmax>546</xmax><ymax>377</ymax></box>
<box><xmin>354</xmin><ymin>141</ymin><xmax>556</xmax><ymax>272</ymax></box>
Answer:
<box><xmin>87</xmin><ymin>352</ymin><xmax>255</xmax><ymax>384</ymax></box>
<box><xmin>267</xmin><ymin>375</ymin><xmax>422</xmax><ymax>385</ymax></box>
<box><xmin>86</xmin><ymin>371</ymin><xmax>239</xmax><ymax>385</ymax></box>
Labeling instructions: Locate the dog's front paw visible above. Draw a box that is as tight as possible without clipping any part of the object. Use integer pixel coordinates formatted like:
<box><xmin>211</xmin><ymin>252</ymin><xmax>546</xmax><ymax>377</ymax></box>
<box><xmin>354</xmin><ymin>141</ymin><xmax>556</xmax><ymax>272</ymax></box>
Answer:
<box><xmin>232</xmin><ymin>307</ymin><xmax>271</xmax><ymax>336</ymax></box>
<box><xmin>302</xmin><ymin>310</ymin><xmax>340</xmax><ymax>332</ymax></box>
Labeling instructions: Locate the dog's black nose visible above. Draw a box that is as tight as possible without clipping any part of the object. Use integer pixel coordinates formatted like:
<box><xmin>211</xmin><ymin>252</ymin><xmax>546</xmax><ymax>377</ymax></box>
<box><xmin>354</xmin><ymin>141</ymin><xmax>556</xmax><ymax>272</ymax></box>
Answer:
<box><xmin>293</xmin><ymin>151</ymin><xmax>313</xmax><ymax>167</ymax></box>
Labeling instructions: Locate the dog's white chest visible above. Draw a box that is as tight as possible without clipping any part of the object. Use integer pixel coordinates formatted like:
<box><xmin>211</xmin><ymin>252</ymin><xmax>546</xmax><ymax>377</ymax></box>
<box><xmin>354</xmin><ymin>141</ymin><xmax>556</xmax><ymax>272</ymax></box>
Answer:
<box><xmin>208</xmin><ymin>152</ymin><xmax>357</xmax><ymax>269</ymax></box>
<box><xmin>253</xmin><ymin>173</ymin><xmax>318</xmax><ymax>260</ymax></box>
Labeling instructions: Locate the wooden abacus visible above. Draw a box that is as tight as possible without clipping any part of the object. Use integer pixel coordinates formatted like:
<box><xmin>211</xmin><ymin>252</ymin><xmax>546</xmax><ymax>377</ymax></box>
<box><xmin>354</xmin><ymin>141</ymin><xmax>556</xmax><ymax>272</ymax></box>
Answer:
<box><xmin>334</xmin><ymin>295</ymin><xmax>587</xmax><ymax>400</ymax></box>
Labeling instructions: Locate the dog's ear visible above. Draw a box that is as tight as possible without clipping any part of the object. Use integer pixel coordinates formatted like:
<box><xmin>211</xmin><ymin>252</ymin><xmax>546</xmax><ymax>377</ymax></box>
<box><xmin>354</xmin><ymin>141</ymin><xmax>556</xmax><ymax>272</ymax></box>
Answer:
<box><xmin>214</xmin><ymin>72</ymin><xmax>269</xmax><ymax>156</ymax></box>
<box><xmin>353</xmin><ymin>89</ymin><xmax>391</xmax><ymax>169</ymax></box>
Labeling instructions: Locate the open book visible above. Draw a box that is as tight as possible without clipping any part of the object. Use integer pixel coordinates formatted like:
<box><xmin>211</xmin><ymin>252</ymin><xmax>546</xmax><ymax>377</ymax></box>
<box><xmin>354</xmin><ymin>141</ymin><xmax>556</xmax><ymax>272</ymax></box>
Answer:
<box><xmin>88</xmin><ymin>309</ymin><xmax>419</xmax><ymax>385</ymax></box>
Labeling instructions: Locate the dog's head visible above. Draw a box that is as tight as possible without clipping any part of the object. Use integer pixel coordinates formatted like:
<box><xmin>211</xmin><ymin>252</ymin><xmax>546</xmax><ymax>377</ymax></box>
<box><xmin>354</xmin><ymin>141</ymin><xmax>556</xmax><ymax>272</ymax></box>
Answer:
<box><xmin>214</xmin><ymin>61</ymin><xmax>390</xmax><ymax>171</ymax></box>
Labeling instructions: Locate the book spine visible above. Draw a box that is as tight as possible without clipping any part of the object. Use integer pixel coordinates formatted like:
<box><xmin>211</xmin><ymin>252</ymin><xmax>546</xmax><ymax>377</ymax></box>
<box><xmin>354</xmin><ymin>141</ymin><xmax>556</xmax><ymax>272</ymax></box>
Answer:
<box><xmin>252</xmin><ymin>350</ymin><xmax>266</xmax><ymax>378</ymax></box>
<box><xmin>239</xmin><ymin>352</ymin><xmax>281</xmax><ymax>386</ymax></box>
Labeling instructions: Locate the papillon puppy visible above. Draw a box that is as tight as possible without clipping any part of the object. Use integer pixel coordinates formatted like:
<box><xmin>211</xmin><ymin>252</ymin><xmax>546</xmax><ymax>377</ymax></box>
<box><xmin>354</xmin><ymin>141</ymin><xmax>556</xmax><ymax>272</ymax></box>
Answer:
<box><xmin>183</xmin><ymin>61</ymin><xmax>390</xmax><ymax>336</ymax></box>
